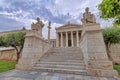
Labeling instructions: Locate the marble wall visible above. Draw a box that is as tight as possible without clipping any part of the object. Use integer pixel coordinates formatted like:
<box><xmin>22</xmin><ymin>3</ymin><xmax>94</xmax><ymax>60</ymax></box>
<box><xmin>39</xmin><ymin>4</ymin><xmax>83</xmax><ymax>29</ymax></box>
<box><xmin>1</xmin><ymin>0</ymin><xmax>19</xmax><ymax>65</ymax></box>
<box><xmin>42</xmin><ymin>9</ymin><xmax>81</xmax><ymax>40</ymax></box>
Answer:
<box><xmin>79</xmin><ymin>24</ymin><xmax>118</xmax><ymax>77</ymax></box>
<box><xmin>109</xmin><ymin>44</ymin><xmax>120</xmax><ymax>64</ymax></box>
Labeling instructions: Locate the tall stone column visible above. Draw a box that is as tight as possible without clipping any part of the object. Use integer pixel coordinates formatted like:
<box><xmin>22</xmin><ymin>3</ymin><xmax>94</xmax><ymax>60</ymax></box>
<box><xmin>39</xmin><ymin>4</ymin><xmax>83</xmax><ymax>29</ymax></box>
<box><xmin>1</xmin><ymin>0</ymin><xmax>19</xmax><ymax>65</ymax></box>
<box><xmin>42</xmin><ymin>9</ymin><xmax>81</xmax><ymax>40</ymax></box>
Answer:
<box><xmin>66</xmin><ymin>32</ymin><xmax>68</xmax><ymax>47</ymax></box>
<box><xmin>71</xmin><ymin>31</ymin><xmax>74</xmax><ymax>47</ymax></box>
<box><xmin>47</xmin><ymin>21</ymin><xmax>51</xmax><ymax>42</ymax></box>
<box><xmin>76</xmin><ymin>31</ymin><xmax>79</xmax><ymax>47</ymax></box>
<box><xmin>56</xmin><ymin>32</ymin><xmax>59</xmax><ymax>47</ymax></box>
<box><xmin>61</xmin><ymin>32</ymin><xmax>63</xmax><ymax>47</ymax></box>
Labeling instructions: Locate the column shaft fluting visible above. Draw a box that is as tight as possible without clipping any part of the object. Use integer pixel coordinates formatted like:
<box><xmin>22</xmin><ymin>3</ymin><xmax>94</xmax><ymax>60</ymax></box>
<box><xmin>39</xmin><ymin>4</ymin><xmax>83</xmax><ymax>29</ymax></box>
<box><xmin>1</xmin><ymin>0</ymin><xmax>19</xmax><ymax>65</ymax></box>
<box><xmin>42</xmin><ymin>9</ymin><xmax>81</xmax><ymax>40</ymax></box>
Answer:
<box><xmin>56</xmin><ymin>32</ymin><xmax>59</xmax><ymax>47</ymax></box>
<box><xmin>76</xmin><ymin>31</ymin><xmax>79</xmax><ymax>47</ymax></box>
<box><xmin>66</xmin><ymin>32</ymin><xmax>68</xmax><ymax>47</ymax></box>
<box><xmin>61</xmin><ymin>32</ymin><xmax>63</xmax><ymax>47</ymax></box>
<box><xmin>71</xmin><ymin>31</ymin><xmax>74</xmax><ymax>47</ymax></box>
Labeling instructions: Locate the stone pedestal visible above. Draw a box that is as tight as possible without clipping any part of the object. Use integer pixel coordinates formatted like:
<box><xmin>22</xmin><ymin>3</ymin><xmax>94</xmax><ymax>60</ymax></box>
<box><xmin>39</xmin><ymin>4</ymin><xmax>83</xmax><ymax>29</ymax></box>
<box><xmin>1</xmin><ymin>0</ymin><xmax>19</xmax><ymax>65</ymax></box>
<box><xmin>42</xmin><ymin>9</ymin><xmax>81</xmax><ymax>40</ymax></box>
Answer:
<box><xmin>16</xmin><ymin>31</ymin><xmax>51</xmax><ymax>70</ymax></box>
<box><xmin>80</xmin><ymin>24</ymin><xmax>118</xmax><ymax>77</ymax></box>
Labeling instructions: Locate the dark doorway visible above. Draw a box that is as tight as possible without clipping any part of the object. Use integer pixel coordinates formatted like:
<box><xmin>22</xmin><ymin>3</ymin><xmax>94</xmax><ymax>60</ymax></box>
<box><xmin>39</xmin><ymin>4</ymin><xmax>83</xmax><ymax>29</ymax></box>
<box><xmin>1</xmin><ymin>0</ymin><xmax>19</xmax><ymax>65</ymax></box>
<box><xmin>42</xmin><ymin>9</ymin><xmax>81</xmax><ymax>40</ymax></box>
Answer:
<box><xmin>68</xmin><ymin>40</ymin><xmax>71</xmax><ymax>47</ymax></box>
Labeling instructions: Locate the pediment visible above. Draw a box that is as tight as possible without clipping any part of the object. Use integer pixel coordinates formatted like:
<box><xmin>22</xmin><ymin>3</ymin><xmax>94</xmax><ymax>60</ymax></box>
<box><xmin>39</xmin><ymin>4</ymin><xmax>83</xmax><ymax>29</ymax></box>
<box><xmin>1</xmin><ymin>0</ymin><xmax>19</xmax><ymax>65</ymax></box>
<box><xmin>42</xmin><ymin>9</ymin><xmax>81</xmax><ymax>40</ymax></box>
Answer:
<box><xmin>56</xmin><ymin>24</ymin><xmax>83</xmax><ymax>30</ymax></box>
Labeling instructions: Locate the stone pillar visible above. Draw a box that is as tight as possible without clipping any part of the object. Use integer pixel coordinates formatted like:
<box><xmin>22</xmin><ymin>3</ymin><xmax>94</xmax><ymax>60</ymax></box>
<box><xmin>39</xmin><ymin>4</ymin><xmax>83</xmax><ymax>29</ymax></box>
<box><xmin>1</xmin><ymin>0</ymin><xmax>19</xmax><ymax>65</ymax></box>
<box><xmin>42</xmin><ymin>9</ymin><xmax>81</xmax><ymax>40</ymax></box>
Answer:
<box><xmin>76</xmin><ymin>31</ymin><xmax>79</xmax><ymax>47</ymax></box>
<box><xmin>80</xmin><ymin>24</ymin><xmax>118</xmax><ymax>77</ymax></box>
<box><xmin>56</xmin><ymin>32</ymin><xmax>59</xmax><ymax>47</ymax></box>
<box><xmin>47</xmin><ymin>21</ymin><xmax>51</xmax><ymax>42</ymax></box>
<box><xmin>16</xmin><ymin>31</ymin><xmax>52</xmax><ymax>70</ymax></box>
<box><xmin>66</xmin><ymin>32</ymin><xmax>68</xmax><ymax>47</ymax></box>
<box><xmin>71</xmin><ymin>31</ymin><xmax>74</xmax><ymax>47</ymax></box>
<box><xmin>61</xmin><ymin>32</ymin><xmax>63</xmax><ymax>47</ymax></box>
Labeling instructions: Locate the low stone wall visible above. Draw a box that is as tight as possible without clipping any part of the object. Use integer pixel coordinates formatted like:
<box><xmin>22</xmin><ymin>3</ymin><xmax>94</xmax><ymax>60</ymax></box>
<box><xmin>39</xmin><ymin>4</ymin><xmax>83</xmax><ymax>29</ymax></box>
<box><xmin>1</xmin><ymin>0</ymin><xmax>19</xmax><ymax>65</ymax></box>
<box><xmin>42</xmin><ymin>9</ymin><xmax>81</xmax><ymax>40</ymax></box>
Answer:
<box><xmin>0</xmin><ymin>47</ymin><xmax>17</xmax><ymax>61</ymax></box>
<box><xmin>16</xmin><ymin>30</ymin><xmax>52</xmax><ymax>70</ymax></box>
<box><xmin>109</xmin><ymin>44</ymin><xmax>120</xmax><ymax>64</ymax></box>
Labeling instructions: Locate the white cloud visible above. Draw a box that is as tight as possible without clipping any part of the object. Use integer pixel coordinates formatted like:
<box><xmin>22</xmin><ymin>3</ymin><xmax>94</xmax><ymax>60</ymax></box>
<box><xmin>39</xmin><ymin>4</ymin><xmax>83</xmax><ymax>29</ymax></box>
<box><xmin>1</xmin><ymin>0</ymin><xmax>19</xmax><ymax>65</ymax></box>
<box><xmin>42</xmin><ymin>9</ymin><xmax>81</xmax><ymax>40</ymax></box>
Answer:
<box><xmin>0</xmin><ymin>0</ymin><xmax>113</xmax><ymax>39</ymax></box>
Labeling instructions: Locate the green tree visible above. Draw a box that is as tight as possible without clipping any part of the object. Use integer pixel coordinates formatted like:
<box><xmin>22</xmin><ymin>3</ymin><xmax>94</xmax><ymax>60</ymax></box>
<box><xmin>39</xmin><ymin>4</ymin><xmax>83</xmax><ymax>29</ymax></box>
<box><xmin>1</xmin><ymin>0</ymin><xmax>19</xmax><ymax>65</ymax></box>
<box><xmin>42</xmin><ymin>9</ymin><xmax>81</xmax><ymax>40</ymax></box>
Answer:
<box><xmin>98</xmin><ymin>0</ymin><xmax>120</xmax><ymax>24</ymax></box>
<box><xmin>0</xmin><ymin>32</ymin><xmax>26</xmax><ymax>61</ymax></box>
<box><xmin>103</xmin><ymin>27</ymin><xmax>120</xmax><ymax>61</ymax></box>
<box><xmin>0</xmin><ymin>36</ymin><xmax>5</xmax><ymax>46</ymax></box>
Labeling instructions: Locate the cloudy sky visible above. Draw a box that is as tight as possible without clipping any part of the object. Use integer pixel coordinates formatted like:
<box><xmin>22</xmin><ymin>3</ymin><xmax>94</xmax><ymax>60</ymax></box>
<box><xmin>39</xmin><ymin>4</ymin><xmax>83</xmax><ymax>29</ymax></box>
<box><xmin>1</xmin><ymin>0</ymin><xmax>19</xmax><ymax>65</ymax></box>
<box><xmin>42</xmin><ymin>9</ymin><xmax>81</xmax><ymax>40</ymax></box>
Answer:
<box><xmin>0</xmin><ymin>0</ymin><xmax>112</xmax><ymax>38</ymax></box>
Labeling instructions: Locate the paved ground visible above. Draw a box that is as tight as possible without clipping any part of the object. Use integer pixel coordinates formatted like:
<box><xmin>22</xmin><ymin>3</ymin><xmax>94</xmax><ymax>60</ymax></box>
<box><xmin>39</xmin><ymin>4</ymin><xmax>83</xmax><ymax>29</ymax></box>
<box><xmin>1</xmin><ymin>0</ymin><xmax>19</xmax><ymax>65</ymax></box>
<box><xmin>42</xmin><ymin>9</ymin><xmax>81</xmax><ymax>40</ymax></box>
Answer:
<box><xmin>0</xmin><ymin>70</ymin><xmax>119</xmax><ymax>80</ymax></box>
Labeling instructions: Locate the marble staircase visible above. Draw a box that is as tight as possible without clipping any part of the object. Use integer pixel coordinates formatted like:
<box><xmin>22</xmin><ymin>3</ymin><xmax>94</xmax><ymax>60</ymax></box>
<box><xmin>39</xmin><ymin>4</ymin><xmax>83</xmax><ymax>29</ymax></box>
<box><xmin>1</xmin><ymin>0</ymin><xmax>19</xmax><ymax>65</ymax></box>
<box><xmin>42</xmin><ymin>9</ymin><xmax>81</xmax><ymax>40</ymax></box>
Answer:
<box><xmin>32</xmin><ymin>47</ymin><xmax>87</xmax><ymax>75</ymax></box>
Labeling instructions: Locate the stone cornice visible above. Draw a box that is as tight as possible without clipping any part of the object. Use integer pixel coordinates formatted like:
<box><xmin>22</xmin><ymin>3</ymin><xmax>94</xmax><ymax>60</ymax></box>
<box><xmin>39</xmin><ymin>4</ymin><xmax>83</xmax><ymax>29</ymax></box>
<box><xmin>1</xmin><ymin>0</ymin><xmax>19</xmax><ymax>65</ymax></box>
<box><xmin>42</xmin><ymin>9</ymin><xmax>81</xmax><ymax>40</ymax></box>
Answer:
<box><xmin>25</xmin><ymin>30</ymin><xmax>43</xmax><ymax>40</ymax></box>
<box><xmin>56</xmin><ymin>24</ymin><xmax>83</xmax><ymax>30</ymax></box>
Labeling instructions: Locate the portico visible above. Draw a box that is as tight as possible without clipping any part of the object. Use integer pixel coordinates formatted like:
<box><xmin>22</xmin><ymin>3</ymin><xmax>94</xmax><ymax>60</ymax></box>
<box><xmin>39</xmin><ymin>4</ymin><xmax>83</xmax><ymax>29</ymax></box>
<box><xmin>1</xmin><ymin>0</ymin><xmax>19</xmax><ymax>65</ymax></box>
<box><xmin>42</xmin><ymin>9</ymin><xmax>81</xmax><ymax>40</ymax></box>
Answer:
<box><xmin>56</xmin><ymin>24</ymin><xmax>82</xmax><ymax>47</ymax></box>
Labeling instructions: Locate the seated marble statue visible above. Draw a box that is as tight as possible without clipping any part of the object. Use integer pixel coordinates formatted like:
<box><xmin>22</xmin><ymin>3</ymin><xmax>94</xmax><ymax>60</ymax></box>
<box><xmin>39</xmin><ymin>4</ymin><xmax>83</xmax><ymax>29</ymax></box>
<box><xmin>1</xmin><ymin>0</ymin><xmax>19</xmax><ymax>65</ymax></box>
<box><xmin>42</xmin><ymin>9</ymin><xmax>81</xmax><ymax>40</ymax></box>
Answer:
<box><xmin>31</xmin><ymin>17</ymin><xmax>44</xmax><ymax>37</ymax></box>
<box><xmin>81</xmin><ymin>7</ymin><xmax>96</xmax><ymax>24</ymax></box>
<box><xmin>31</xmin><ymin>17</ymin><xmax>44</xmax><ymax>31</ymax></box>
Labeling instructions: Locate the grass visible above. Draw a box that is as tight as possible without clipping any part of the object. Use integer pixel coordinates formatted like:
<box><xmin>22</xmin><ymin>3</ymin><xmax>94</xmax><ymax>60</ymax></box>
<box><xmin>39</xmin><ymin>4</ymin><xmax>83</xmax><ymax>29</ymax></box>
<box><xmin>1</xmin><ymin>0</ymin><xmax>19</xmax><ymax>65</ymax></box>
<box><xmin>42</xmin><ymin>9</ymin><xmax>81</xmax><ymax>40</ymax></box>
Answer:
<box><xmin>0</xmin><ymin>61</ymin><xmax>17</xmax><ymax>73</ymax></box>
<box><xmin>113</xmin><ymin>65</ymin><xmax>120</xmax><ymax>75</ymax></box>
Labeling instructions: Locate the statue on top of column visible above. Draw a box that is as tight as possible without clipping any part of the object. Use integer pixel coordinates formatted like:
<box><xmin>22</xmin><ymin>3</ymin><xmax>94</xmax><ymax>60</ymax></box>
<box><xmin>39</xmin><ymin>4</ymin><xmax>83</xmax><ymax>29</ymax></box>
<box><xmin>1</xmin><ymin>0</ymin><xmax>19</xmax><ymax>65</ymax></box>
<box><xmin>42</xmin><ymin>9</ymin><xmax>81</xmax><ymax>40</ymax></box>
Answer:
<box><xmin>31</xmin><ymin>17</ymin><xmax>44</xmax><ymax>37</ymax></box>
<box><xmin>81</xmin><ymin>7</ymin><xmax>96</xmax><ymax>25</ymax></box>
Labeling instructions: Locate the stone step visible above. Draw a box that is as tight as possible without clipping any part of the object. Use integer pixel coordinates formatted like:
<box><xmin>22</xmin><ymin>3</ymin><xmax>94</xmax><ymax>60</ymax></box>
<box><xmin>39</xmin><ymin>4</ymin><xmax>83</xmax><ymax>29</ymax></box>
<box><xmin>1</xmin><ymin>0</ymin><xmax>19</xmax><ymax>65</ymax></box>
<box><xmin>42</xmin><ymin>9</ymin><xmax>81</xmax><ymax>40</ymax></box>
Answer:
<box><xmin>42</xmin><ymin>56</ymin><xmax>81</xmax><ymax>58</ymax></box>
<box><xmin>42</xmin><ymin>54</ymin><xmax>82</xmax><ymax>56</ymax></box>
<box><xmin>45</xmin><ymin>52</ymin><xmax>82</xmax><ymax>54</ymax></box>
<box><xmin>53</xmin><ymin>51</ymin><xmax>82</xmax><ymax>52</ymax></box>
<box><xmin>53</xmin><ymin>47</ymin><xmax>80</xmax><ymax>50</ymax></box>
<box><xmin>41</xmin><ymin>59</ymin><xmax>83</xmax><ymax>62</ymax></box>
<box><xmin>33</xmin><ymin>47</ymin><xmax>85</xmax><ymax>75</ymax></box>
<box><xmin>65</xmin><ymin>60</ymin><xmax>83</xmax><ymax>62</ymax></box>
<box><xmin>50</xmin><ymin>54</ymin><xmax>82</xmax><ymax>56</ymax></box>
<box><xmin>51</xmin><ymin>49</ymin><xmax>82</xmax><ymax>51</ymax></box>
<box><xmin>41</xmin><ymin>58</ymin><xmax>83</xmax><ymax>61</ymax></box>
<box><xmin>42</xmin><ymin>56</ymin><xmax>82</xmax><ymax>58</ymax></box>
<box><xmin>50</xmin><ymin>51</ymin><xmax>82</xmax><ymax>53</ymax></box>
<box><xmin>41</xmin><ymin>57</ymin><xmax>83</xmax><ymax>59</ymax></box>
<box><xmin>34</xmin><ymin>64</ymin><xmax>85</xmax><ymax>70</ymax></box>
<box><xmin>36</xmin><ymin>61</ymin><xmax>85</xmax><ymax>66</ymax></box>
<box><xmin>42</xmin><ymin>56</ymin><xmax>83</xmax><ymax>59</ymax></box>
<box><xmin>32</xmin><ymin>67</ymin><xmax>87</xmax><ymax>75</ymax></box>
<box><xmin>52</xmin><ymin>50</ymin><xmax>82</xmax><ymax>52</ymax></box>
<box><xmin>44</xmin><ymin>53</ymin><xmax>82</xmax><ymax>56</ymax></box>
<box><xmin>43</xmin><ymin>52</ymin><xmax>80</xmax><ymax>54</ymax></box>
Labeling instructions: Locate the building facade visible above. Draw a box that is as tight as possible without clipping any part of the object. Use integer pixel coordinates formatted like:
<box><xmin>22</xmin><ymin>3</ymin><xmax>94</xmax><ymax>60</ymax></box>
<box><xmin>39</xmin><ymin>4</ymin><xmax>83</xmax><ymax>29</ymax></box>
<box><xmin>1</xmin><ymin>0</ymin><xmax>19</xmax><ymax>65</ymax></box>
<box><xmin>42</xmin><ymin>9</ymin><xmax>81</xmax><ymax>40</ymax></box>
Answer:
<box><xmin>56</xmin><ymin>24</ymin><xmax>82</xmax><ymax>47</ymax></box>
